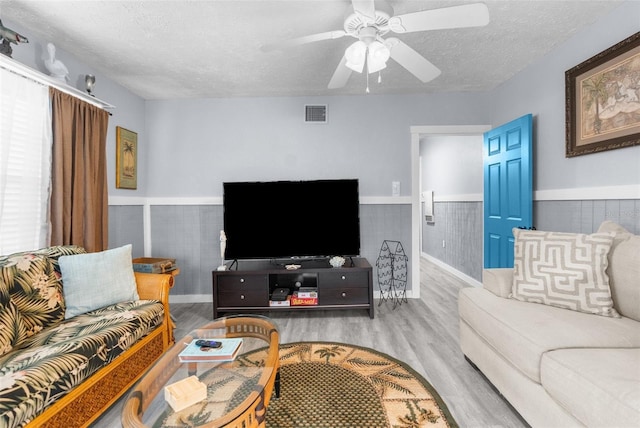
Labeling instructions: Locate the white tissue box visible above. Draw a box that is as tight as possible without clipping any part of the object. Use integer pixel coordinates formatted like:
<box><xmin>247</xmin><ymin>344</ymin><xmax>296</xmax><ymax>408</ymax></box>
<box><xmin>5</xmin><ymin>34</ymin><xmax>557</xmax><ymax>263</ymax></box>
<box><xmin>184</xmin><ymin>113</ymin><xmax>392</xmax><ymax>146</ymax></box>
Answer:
<box><xmin>164</xmin><ymin>376</ymin><xmax>207</xmax><ymax>412</ymax></box>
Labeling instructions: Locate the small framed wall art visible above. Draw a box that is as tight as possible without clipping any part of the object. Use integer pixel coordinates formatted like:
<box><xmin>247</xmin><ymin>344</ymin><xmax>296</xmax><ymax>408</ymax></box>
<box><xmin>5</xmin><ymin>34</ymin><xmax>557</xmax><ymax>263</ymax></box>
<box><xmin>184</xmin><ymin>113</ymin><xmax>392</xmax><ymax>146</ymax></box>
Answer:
<box><xmin>565</xmin><ymin>32</ymin><xmax>640</xmax><ymax>157</ymax></box>
<box><xmin>116</xmin><ymin>126</ymin><xmax>138</xmax><ymax>189</ymax></box>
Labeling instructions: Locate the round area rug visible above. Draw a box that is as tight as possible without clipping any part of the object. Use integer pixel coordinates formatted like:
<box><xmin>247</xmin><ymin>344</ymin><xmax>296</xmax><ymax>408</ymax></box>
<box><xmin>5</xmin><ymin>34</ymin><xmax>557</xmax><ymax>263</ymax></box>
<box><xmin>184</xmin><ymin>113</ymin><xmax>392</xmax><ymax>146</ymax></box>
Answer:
<box><xmin>240</xmin><ymin>342</ymin><xmax>458</xmax><ymax>428</ymax></box>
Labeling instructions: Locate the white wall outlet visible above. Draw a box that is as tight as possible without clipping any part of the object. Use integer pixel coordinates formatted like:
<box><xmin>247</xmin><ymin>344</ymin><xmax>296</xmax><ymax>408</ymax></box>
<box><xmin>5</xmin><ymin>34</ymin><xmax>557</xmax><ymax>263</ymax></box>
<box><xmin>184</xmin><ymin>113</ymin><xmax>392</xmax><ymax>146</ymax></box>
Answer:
<box><xmin>392</xmin><ymin>181</ymin><xmax>400</xmax><ymax>197</ymax></box>
<box><xmin>442</xmin><ymin>240</ymin><xmax>446</xmax><ymax>248</ymax></box>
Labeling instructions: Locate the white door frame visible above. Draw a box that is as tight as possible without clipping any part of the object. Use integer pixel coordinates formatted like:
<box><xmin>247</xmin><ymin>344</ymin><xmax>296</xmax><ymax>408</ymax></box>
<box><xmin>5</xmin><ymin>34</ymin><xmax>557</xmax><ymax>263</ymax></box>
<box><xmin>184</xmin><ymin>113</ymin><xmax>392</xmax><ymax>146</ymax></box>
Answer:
<box><xmin>409</xmin><ymin>125</ymin><xmax>491</xmax><ymax>298</ymax></box>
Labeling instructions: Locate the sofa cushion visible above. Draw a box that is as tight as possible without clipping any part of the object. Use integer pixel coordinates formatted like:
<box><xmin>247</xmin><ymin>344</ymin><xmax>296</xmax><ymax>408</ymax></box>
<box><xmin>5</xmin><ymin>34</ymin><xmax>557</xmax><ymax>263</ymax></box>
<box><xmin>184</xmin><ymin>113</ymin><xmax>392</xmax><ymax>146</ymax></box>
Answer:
<box><xmin>0</xmin><ymin>246</ymin><xmax>87</xmax><ymax>355</ymax></box>
<box><xmin>511</xmin><ymin>228</ymin><xmax>618</xmax><ymax>317</ymax></box>
<box><xmin>541</xmin><ymin>348</ymin><xmax>640</xmax><ymax>427</ymax></box>
<box><xmin>0</xmin><ymin>299</ymin><xmax>163</xmax><ymax>427</ymax></box>
<box><xmin>0</xmin><ymin>290</ymin><xmax>25</xmax><ymax>357</ymax></box>
<box><xmin>459</xmin><ymin>287</ymin><xmax>640</xmax><ymax>383</ymax></box>
<box><xmin>482</xmin><ymin>268</ymin><xmax>513</xmax><ymax>298</ymax></box>
<box><xmin>60</xmin><ymin>244</ymin><xmax>140</xmax><ymax>319</ymax></box>
<box><xmin>597</xmin><ymin>221</ymin><xmax>640</xmax><ymax>322</ymax></box>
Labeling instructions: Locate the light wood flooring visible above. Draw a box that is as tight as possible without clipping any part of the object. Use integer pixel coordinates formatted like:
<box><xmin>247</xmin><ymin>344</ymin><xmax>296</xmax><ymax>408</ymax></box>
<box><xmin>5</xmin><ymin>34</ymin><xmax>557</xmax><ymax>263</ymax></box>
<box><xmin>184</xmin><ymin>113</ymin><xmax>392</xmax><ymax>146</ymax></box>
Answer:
<box><xmin>93</xmin><ymin>258</ymin><xmax>528</xmax><ymax>427</ymax></box>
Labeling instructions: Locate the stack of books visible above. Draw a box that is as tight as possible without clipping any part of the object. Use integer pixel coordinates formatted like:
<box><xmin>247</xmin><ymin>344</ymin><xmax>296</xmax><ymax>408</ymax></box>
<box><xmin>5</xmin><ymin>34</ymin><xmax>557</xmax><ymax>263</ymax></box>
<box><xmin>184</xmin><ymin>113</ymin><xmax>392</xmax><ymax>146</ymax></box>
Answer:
<box><xmin>132</xmin><ymin>257</ymin><xmax>176</xmax><ymax>273</ymax></box>
<box><xmin>291</xmin><ymin>287</ymin><xmax>318</xmax><ymax>306</ymax></box>
<box><xmin>269</xmin><ymin>288</ymin><xmax>291</xmax><ymax>306</ymax></box>
<box><xmin>178</xmin><ymin>338</ymin><xmax>243</xmax><ymax>362</ymax></box>
<box><xmin>269</xmin><ymin>296</ymin><xmax>291</xmax><ymax>306</ymax></box>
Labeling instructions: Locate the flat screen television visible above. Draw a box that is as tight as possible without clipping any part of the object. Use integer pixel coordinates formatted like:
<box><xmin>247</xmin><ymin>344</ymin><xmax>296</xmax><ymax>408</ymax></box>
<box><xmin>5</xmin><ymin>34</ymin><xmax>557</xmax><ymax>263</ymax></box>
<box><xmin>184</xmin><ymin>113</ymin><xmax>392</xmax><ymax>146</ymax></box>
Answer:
<box><xmin>223</xmin><ymin>179</ymin><xmax>361</xmax><ymax>260</ymax></box>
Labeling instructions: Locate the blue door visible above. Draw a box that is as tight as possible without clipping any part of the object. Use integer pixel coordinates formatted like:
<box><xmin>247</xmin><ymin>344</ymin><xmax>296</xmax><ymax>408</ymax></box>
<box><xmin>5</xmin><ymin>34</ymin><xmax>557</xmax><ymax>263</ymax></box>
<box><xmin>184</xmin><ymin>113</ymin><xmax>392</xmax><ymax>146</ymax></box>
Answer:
<box><xmin>483</xmin><ymin>114</ymin><xmax>533</xmax><ymax>268</ymax></box>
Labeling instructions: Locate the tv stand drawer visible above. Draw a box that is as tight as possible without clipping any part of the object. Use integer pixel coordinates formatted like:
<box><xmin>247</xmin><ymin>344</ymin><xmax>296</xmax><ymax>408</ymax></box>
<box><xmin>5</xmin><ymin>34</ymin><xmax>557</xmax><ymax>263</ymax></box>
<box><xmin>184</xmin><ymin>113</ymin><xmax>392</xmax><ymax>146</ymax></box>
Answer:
<box><xmin>320</xmin><ymin>287</ymin><xmax>369</xmax><ymax>305</ymax></box>
<box><xmin>218</xmin><ymin>290</ymin><xmax>268</xmax><ymax>307</ymax></box>
<box><xmin>320</xmin><ymin>270</ymin><xmax>368</xmax><ymax>288</ymax></box>
<box><xmin>214</xmin><ymin>273</ymin><xmax>268</xmax><ymax>307</ymax></box>
<box><xmin>217</xmin><ymin>275</ymin><xmax>267</xmax><ymax>289</ymax></box>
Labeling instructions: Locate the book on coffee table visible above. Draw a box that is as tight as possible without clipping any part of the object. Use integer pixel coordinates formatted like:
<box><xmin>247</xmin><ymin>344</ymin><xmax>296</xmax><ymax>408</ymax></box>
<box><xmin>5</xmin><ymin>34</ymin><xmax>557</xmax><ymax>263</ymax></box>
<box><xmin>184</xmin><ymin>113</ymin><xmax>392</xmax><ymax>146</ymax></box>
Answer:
<box><xmin>179</xmin><ymin>338</ymin><xmax>243</xmax><ymax>362</ymax></box>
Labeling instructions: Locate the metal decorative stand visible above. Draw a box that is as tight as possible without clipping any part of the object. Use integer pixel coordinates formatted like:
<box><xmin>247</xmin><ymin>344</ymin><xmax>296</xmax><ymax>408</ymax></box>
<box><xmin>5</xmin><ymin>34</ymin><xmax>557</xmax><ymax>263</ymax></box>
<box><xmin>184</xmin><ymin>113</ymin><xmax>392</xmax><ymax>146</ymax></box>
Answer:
<box><xmin>376</xmin><ymin>240</ymin><xmax>408</xmax><ymax>308</ymax></box>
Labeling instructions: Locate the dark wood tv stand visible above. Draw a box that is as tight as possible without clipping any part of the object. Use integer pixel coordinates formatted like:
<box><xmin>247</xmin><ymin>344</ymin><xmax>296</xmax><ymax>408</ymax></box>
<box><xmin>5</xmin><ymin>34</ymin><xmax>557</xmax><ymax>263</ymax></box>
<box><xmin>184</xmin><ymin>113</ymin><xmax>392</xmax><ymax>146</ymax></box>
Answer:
<box><xmin>212</xmin><ymin>258</ymin><xmax>374</xmax><ymax>319</ymax></box>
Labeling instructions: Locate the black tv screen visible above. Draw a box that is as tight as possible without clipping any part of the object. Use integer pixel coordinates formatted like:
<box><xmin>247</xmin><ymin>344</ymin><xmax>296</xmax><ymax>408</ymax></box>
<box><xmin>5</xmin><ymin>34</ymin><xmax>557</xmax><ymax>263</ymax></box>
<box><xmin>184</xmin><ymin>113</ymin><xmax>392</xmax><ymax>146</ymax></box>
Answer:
<box><xmin>223</xmin><ymin>179</ymin><xmax>361</xmax><ymax>260</ymax></box>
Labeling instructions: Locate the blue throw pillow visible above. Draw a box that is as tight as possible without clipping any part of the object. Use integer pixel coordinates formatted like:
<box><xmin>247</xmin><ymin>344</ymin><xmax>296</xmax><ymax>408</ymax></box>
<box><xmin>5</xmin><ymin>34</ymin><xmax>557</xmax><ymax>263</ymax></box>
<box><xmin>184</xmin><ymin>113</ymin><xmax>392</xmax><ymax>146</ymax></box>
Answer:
<box><xmin>59</xmin><ymin>244</ymin><xmax>139</xmax><ymax>319</ymax></box>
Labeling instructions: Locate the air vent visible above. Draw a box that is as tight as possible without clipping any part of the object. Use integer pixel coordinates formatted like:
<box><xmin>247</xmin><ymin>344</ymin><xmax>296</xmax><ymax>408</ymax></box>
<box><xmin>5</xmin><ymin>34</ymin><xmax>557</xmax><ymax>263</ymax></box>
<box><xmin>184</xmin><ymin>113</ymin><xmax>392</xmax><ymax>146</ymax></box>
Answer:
<box><xmin>305</xmin><ymin>105</ymin><xmax>327</xmax><ymax>123</ymax></box>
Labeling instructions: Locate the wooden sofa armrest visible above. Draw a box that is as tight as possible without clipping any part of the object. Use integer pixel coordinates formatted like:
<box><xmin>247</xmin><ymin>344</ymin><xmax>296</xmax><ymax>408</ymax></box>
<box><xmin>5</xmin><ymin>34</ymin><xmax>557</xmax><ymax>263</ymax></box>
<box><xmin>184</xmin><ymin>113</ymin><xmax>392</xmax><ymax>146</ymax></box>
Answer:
<box><xmin>134</xmin><ymin>269</ymin><xmax>179</xmax><ymax>346</ymax></box>
<box><xmin>134</xmin><ymin>270</ymin><xmax>176</xmax><ymax>303</ymax></box>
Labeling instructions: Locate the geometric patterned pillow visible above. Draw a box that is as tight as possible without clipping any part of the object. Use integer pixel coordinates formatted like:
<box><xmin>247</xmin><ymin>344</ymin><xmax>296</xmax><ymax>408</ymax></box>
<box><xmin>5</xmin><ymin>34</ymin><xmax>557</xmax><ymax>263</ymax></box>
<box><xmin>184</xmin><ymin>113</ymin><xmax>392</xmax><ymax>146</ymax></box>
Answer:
<box><xmin>511</xmin><ymin>228</ymin><xmax>619</xmax><ymax>317</ymax></box>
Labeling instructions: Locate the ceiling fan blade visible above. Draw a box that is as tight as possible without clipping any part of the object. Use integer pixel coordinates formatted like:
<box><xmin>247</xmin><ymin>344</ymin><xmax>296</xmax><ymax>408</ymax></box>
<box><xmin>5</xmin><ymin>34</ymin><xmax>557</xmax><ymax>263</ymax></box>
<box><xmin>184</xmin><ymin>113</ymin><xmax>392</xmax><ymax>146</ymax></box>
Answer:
<box><xmin>261</xmin><ymin>30</ymin><xmax>346</xmax><ymax>52</ymax></box>
<box><xmin>388</xmin><ymin>3</ymin><xmax>490</xmax><ymax>34</ymax></box>
<box><xmin>328</xmin><ymin>56</ymin><xmax>353</xmax><ymax>89</ymax></box>
<box><xmin>385</xmin><ymin>38</ymin><xmax>441</xmax><ymax>83</ymax></box>
<box><xmin>351</xmin><ymin>0</ymin><xmax>376</xmax><ymax>24</ymax></box>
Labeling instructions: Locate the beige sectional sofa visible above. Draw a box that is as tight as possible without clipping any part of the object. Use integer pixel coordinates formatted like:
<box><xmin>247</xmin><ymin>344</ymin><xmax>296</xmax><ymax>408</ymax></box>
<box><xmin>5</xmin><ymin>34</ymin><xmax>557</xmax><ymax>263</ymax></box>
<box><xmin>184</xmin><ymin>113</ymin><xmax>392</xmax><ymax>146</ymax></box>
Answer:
<box><xmin>458</xmin><ymin>221</ymin><xmax>640</xmax><ymax>427</ymax></box>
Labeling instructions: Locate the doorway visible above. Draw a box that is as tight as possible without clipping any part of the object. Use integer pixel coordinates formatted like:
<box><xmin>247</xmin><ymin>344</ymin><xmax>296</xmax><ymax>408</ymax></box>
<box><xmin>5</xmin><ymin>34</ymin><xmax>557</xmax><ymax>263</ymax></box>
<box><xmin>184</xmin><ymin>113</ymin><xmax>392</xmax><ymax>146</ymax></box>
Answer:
<box><xmin>410</xmin><ymin>125</ymin><xmax>490</xmax><ymax>294</ymax></box>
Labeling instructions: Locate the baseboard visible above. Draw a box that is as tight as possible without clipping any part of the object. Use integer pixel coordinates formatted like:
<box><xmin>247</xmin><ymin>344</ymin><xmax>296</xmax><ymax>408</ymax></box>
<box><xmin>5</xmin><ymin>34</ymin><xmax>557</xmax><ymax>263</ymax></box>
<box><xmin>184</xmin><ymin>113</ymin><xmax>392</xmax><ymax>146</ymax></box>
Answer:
<box><xmin>169</xmin><ymin>294</ymin><xmax>213</xmax><ymax>304</ymax></box>
<box><xmin>374</xmin><ymin>289</ymin><xmax>417</xmax><ymax>299</ymax></box>
<box><xmin>421</xmin><ymin>253</ymin><xmax>482</xmax><ymax>288</ymax></box>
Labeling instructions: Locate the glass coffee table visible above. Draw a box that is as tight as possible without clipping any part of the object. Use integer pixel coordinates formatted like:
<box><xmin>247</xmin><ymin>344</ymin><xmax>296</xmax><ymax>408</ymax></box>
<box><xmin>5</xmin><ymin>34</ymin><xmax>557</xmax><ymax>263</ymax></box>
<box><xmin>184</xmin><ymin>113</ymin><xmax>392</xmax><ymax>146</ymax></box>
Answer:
<box><xmin>122</xmin><ymin>315</ymin><xmax>279</xmax><ymax>428</ymax></box>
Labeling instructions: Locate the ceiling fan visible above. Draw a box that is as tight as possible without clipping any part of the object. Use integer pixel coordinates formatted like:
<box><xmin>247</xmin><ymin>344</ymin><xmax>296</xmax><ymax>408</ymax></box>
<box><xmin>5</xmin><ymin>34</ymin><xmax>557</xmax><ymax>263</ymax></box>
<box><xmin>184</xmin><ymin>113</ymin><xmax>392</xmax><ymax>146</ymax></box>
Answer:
<box><xmin>262</xmin><ymin>0</ymin><xmax>490</xmax><ymax>89</ymax></box>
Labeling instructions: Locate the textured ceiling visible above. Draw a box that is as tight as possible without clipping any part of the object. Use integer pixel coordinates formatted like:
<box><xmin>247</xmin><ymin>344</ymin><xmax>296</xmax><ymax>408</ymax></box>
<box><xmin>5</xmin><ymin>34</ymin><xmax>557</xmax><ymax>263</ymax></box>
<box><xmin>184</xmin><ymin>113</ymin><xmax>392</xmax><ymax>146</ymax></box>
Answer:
<box><xmin>0</xmin><ymin>0</ymin><xmax>623</xmax><ymax>99</ymax></box>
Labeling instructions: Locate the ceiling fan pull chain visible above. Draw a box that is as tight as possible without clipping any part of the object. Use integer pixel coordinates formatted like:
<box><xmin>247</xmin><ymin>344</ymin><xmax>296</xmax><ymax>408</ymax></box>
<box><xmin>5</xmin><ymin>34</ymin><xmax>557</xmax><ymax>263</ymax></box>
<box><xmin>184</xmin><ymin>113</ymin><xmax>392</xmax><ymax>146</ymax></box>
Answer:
<box><xmin>366</xmin><ymin>66</ymin><xmax>370</xmax><ymax>93</ymax></box>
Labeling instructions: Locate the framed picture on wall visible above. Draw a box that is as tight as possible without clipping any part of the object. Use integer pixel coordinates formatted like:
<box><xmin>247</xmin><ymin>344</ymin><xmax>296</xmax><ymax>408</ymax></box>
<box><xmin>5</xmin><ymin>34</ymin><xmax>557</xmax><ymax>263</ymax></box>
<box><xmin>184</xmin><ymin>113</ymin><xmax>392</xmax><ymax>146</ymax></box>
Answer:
<box><xmin>116</xmin><ymin>126</ymin><xmax>137</xmax><ymax>189</ymax></box>
<box><xmin>565</xmin><ymin>32</ymin><xmax>640</xmax><ymax>157</ymax></box>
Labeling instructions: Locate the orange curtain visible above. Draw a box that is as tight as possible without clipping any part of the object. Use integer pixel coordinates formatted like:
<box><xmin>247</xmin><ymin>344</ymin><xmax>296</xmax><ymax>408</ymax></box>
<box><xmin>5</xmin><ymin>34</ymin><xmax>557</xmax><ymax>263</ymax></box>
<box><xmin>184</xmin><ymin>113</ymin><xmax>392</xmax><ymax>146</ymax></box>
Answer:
<box><xmin>49</xmin><ymin>88</ymin><xmax>109</xmax><ymax>252</ymax></box>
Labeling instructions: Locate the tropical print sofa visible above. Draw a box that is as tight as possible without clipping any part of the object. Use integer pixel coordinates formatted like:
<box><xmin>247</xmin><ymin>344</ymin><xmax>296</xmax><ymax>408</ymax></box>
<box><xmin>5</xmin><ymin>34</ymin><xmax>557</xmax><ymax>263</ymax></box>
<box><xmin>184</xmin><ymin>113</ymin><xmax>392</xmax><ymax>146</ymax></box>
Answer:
<box><xmin>0</xmin><ymin>245</ymin><xmax>173</xmax><ymax>428</ymax></box>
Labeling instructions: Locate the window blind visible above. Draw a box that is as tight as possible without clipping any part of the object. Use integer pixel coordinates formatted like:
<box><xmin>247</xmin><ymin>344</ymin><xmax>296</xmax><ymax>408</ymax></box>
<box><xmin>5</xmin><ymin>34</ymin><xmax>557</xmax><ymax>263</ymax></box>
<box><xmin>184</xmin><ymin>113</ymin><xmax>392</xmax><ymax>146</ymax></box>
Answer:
<box><xmin>0</xmin><ymin>67</ymin><xmax>52</xmax><ymax>254</ymax></box>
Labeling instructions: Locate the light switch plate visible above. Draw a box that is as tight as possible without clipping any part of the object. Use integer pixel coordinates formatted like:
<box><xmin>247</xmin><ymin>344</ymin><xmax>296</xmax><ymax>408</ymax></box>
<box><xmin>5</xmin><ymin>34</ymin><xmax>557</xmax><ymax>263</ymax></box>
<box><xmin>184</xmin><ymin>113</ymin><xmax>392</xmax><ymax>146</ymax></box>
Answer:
<box><xmin>392</xmin><ymin>181</ymin><xmax>400</xmax><ymax>197</ymax></box>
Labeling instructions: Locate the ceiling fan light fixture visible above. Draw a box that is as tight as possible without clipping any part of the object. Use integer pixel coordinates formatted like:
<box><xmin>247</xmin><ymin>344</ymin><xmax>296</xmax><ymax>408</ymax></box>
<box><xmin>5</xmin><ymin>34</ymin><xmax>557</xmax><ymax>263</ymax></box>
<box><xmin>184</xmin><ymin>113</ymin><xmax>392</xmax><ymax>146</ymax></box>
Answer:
<box><xmin>367</xmin><ymin>56</ymin><xmax>386</xmax><ymax>74</ymax></box>
<box><xmin>367</xmin><ymin>41</ymin><xmax>390</xmax><ymax>73</ymax></box>
<box><xmin>345</xmin><ymin>40</ymin><xmax>367</xmax><ymax>73</ymax></box>
<box><xmin>369</xmin><ymin>41</ymin><xmax>390</xmax><ymax>61</ymax></box>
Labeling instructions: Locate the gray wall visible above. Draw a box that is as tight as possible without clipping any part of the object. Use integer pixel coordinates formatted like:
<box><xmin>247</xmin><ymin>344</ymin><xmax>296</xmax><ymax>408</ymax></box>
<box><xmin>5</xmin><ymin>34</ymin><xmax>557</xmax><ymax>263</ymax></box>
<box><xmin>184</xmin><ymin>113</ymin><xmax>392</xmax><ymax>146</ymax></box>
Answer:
<box><xmin>143</xmin><ymin>93</ymin><xmax>489</xmax><ymax>198</ymax></box>
<box><xmin>108</xmin><ymin>203</ymin><xmax>412</xmax><ymax>297</ymax></box>
<box><xmin>535</xmin><ymin>200</ymin><xmax>640</xmax><ymax>235</ymax></box>
<box><xmin>489</xmin><ymin>1</ymin><xmax>640</xmax><ymax>192</ymax></box>
<box><xmin>422</xmin><ymin>200</ymin><xmax>640</xmax><ymax>283</ymax></box>
<box><xmin>108</xmin><ymin>205</ymin><xmax>145</xmax><ymax>258</ymax></box>
<box><xmin>420</xmin><ymin>135</ymin><xmax>483</xmax><ymax>196</ymax></box>
<box><xmin>423</xmin><ymin>202</ymin><xmax>483</xmax><ymax>281</ymax></box>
